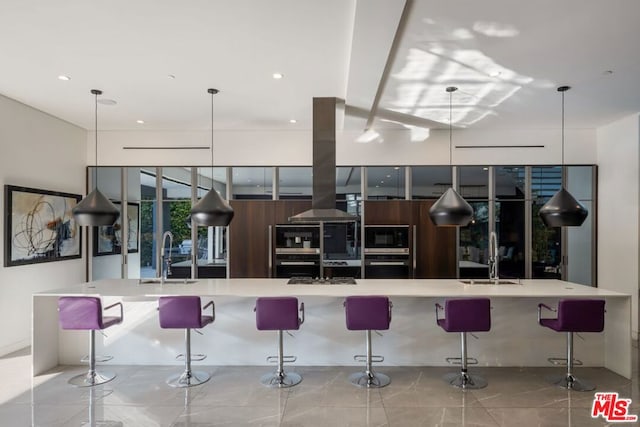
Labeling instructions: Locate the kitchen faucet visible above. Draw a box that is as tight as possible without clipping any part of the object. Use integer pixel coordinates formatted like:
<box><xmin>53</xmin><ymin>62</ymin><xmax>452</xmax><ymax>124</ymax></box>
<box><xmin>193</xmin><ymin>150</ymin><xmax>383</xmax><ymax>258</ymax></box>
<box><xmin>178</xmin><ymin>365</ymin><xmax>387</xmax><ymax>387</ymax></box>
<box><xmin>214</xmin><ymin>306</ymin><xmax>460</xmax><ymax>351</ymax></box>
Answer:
<box><xmin>160</xmin><ymin>231</ymin><xmax>174</xmax><ymax>284</ymax></box>
<box><xmin>488</xmin><ymin>231</ymin><xmax>499</xmax><ymax>281</ymax></box>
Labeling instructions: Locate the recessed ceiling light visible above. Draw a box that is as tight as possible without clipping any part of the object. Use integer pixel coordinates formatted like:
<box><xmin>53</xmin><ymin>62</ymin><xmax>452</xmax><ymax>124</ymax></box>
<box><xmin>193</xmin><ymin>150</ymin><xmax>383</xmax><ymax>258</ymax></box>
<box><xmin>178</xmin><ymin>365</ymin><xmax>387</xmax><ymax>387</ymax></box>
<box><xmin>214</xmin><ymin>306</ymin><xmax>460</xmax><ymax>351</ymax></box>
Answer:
<box><xmin>483</xmin><ymin>167</ymin><xmax>489</xmax><ymax>171</ymax></box>
<box><xmin>394</xmin><ymin>167</ymin><xmax>400</xmax><ymax>170</ymax></box>
<box><xmin>136</xmin><ymin>120</ymin><xmax>145</xmax><ymax>124</ymax></box>
<box><xmin>167</xmin><ymin>74</ymin><xmax>176</xmax><ymax>79</ymax></box>
<box><xmin>289</xmin><ymin>119</ymin><xmax>297</xmax><ymax>124</ymax></box>
<box><xmin>97</xmin><ymin>99</ymin><xmax>117</xmax><ymax>106</ymax></box>
<box><xmin>272</xmin><ymin>73</ymin><xmax>284</xmax><ymax>79</ymax></box>
<box><xmin>57</xmin><ymin>75</ymin><xmax>71</xmax><ymax>81</ymax></box>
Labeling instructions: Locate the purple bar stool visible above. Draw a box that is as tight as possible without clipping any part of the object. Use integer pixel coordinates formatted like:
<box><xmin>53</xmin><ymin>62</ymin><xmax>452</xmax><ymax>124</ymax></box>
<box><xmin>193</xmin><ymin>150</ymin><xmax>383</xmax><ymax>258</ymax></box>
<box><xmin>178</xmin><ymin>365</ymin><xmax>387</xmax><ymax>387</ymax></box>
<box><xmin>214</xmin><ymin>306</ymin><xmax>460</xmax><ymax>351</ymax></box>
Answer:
<box><xmin>344</xmin><ymin>295</ymin><xmax>392</xmax><ymax>388</ymax></box>
<box><xmin>255</xmin><ymin>297</ymin><xmax>305</xmax><ymax>388</ymax></box>
<box><xmin>159</xmin><ymin>296</ymin><xmax>215</xmax><ymax>387</ymax></box>
<box><xmin>58</xmin><ymin>296</ymin><xmax>123</xmax><ymax>387</ymax></box>
<box><xmin>435</xmin><ymin>298</ymin><xmax>491</xmax><ymax>389</ymax></box>
<box><xmin>538</xmin><ymin>299</ymin><xmax>605</xmax><ymax>391</ymax></box>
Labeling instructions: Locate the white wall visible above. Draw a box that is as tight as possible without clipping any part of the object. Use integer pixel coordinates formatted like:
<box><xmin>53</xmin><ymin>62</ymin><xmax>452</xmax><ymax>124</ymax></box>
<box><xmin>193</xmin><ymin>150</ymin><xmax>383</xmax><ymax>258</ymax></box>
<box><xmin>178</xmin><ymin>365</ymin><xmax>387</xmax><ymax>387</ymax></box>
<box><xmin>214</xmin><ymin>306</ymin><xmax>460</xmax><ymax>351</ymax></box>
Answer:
<box><xmin>92</xmin><ymin>128</ymin><xmax>597</xmax><ymax>167</ymax></box>
<box><xmin>0</xmin><ymin>94</ymin><xmax>86</xmax><ymax>355</ymax></box>
<box><xmin>597</xmin><ymin>113</ymin><xmax>640</xmax><ymax>337</ymax></box>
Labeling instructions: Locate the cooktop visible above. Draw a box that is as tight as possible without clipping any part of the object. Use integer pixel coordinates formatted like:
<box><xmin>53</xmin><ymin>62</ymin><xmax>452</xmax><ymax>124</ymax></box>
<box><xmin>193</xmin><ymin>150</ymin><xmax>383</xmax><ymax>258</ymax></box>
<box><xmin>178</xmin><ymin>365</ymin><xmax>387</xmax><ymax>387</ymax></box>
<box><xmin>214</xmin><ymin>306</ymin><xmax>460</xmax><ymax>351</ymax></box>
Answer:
<box><xmin>287</xmin><ymin>277</ymin><xmax>357</xmax><ymax>285</ymax></box>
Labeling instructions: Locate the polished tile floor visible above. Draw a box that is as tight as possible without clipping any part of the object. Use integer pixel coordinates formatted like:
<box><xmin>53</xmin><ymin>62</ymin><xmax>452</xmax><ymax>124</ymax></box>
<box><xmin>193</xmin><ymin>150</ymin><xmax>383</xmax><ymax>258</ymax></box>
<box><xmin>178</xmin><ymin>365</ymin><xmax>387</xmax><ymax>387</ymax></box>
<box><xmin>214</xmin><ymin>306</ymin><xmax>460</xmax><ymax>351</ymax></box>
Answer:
<box><xmin>0</xmin><ymin>346</ymin><xmax>638</xmax><ymax>426</ymax></box>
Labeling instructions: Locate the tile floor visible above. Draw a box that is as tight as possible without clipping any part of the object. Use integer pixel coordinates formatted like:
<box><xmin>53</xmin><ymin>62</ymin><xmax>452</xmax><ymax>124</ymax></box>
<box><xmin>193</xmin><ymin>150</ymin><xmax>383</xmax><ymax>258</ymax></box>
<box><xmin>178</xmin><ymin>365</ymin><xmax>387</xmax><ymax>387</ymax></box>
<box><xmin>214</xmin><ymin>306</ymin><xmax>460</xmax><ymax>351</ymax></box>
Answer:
<box><xmin>0</xmin><ymin>347</ymin><xmax>638</xmax><ymax>426</ymax></box>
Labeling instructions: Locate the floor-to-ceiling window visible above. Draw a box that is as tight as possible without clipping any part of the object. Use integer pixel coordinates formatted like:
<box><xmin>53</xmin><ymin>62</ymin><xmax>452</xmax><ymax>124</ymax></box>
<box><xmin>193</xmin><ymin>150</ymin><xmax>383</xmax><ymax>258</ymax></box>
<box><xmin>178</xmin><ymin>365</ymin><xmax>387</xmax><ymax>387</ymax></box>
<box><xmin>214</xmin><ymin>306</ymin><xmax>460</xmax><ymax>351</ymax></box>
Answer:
<box><xmin>458</xmin><ymin>166</ymin><xmax>489</xmax><ymax>279</ymax></box>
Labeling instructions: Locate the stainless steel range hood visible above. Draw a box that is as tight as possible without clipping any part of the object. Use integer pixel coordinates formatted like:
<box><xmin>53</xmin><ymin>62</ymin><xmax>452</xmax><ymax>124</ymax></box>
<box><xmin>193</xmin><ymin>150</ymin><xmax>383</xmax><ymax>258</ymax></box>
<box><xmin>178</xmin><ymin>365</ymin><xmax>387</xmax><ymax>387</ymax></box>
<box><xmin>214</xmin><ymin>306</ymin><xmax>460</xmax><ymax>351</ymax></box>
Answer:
<box><xmin>289</xmin><ymin>97</ymin><xmax>359</xmax><ymax>223</ymax></box>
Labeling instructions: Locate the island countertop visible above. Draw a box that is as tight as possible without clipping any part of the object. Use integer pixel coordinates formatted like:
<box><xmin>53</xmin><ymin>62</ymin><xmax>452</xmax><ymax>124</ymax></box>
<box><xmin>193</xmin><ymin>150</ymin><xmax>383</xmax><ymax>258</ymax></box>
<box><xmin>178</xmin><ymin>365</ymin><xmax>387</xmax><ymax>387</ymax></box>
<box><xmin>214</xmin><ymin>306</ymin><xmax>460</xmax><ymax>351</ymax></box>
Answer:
<box><xmin>33</xmin><ymin>278</ymin><xmax>632</xmax><ymax>379</ymax></box>
<box><xmin>37</xmin><ymin>278</ymin><xmax>630</xmax><ymax>299</ymax></box>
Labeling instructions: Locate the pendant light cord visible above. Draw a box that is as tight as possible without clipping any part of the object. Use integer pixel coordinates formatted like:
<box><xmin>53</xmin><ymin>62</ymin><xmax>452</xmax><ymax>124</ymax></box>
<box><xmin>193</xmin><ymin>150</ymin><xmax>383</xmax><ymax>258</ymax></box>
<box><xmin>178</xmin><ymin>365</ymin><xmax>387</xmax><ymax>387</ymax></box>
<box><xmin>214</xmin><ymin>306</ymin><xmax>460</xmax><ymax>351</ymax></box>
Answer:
<box><xmin>561</xmin><ymin>89</ymin><xmax>565</xmax><ymax>166</ymax></box>
<box><xmin>95</xmin><ymin>92</ymin><xmax>98</xmax><ymax>168</ymax></box>
<box><xmin>449</xmin><ymin>90</ymin><xmax>453</xmax><ymax>167</ymax></box>
<box><xmin>210</xmin><ymin>90</ymin><xmax>214</xmax><ymax>185</ymax></box>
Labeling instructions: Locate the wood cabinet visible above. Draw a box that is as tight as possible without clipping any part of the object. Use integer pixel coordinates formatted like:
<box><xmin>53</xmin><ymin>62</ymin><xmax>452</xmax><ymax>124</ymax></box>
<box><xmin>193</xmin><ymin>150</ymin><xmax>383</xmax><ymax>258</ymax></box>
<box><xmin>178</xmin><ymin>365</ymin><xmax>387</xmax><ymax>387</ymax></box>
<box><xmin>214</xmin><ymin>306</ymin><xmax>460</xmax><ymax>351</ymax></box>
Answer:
<box><xmin>229</xmin><ymin>200</ymin><xmax>311</xmax><ymax>278</ymax></box>
<box><xmin>363</xmin><ymin>200</ymin><xmax>456</xmax><ymax>278</ymax></box>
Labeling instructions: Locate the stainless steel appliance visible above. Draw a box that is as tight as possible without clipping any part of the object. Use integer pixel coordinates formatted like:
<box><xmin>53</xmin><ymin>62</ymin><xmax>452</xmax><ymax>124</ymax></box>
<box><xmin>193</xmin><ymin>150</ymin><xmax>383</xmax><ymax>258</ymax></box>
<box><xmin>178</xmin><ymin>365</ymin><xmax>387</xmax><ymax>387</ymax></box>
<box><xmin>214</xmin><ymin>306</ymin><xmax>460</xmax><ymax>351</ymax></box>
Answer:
<box><xmin>287</xmin><ymin>277</ymin><xmax>357</xmax><ymax>285</ymax></box>
<box><xmin>274</xmin><ymin>225</ymin><xmax>321</xmax><ymax>278</ymax></box>
<box><xmin>364</xmin><ymin>225</ymin><xmax>410</xmax><ymax>279</ymax></box>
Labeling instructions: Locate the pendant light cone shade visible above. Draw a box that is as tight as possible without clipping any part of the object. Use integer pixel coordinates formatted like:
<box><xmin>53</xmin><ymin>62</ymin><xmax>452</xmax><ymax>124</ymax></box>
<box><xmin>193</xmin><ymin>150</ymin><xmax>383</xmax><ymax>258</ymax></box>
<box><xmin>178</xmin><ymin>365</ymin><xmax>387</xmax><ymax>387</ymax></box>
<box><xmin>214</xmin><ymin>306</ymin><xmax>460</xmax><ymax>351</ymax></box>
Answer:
<box><xmin>73</xmin><ymin>187</ymin><xmax>121</xmax><ymax>226</ymax></box>
<box><xmin>539</xmin><ymin>187</ymin><xmax>588</xmax><ymax>227</ymax></box>
<box><xmin>190</xmin><ymin>88</ymin><xmax>234</xmax><ymax>227</ymax></box>
<box><xmin>429</xmin><ymin>187</ymin><xmax>474</xmax><ymax>227</ymax></box>
<box><xmin>429</xmin><ymin>86</ymin><xmax>473</xmax><ymax>227</ymax></box>
<box><xmin>191</xmin><ymin>189</ymin><xmax>234</xmax><ymax>226</ymax></box>
<box><xmin>72</xmin><ymin>89</ymin><xmax>120</xmax><ymax>227</ymax></box>
<box><xmin>539</xmin><ymin>86</ymin><xmax>588</xmax><ymax>227</ymax></box>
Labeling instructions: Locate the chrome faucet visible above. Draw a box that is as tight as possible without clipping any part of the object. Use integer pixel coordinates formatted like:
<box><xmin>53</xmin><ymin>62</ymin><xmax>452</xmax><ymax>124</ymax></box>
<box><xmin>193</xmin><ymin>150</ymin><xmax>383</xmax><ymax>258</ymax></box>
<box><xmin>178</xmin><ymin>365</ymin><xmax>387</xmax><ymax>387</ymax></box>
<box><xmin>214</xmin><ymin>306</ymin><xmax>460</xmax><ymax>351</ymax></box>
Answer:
<box><xmin>160</xmin><ymin>231</ymin><xmax>174</xmax><ymax>284</ymax></box>
<box><xmin>488</xmin><ymin>231</ymin><xmax>499</xmax><ymax>281</ymax></box>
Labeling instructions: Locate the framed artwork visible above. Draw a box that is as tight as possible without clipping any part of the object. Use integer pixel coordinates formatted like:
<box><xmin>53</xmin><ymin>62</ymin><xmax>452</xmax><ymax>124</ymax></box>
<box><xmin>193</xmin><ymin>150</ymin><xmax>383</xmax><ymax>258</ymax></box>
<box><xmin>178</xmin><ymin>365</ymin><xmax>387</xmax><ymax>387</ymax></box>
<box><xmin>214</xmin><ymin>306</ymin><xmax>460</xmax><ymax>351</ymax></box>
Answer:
<box><xmin>93</xmin><ymin>202</ymin><xmax>140</xmax><ymax>256</ymax></box>
<box><xmin>4</xmin><ymin>185</ymin><xmax>82</xmax><ymax>267</ymax></box>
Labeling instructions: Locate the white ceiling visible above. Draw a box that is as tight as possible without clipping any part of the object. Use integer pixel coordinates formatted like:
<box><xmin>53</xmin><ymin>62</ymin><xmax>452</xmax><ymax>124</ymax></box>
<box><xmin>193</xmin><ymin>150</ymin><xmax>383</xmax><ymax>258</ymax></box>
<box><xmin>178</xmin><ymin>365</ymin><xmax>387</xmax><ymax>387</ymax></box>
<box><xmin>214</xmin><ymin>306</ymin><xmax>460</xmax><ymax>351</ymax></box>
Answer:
<box><xmin>1</xmin><ymin>0</ymin><xmax>639</xmax><ymax>133</ymax></box>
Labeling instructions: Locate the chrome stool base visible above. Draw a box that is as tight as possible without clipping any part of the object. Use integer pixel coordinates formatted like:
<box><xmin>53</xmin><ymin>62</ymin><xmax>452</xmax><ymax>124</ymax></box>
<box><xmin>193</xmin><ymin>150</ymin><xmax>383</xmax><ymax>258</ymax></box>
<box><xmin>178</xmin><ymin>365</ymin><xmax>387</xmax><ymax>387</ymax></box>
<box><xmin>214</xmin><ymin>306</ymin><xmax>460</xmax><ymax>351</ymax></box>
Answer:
<box><xmin>443</xmin><ymin>372</ymin><xmax>487</xmax><ymax>390</ymax></box>
<box><xmin>548</xmin><ymin>374</ymin><xmax>595</xmax><ymax>392</ymax></box>
<box><xmin>349</xmin><ymin>371</ymin><xmax>390</xmax><ymax>388</ymax></box>
<box><xmin>260</xmin><ymin>371</ymin><xmax>302</xmax><ymax>388</ymax></box>
<box><xmin>69</xmin><ymin>370</ymin><xmax>116</xmax><ymax>387</ymax></box>
<box><xmin>167</xmin><ymin>370</ymin><xmax>210</xmax><ymax>388</ymax></box>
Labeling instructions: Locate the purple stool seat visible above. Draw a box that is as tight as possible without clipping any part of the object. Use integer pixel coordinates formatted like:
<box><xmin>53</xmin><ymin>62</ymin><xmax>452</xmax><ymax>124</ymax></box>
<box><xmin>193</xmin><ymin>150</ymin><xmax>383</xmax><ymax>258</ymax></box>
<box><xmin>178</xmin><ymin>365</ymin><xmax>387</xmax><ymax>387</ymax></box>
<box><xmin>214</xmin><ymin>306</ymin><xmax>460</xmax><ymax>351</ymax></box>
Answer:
<box><xmin>158</xmin><ymin>296</ymin><xmax>215</xmax><ymax>388</ymax></box>
<box><xmin>255</xmin><ymin>297</ymin><xmax>304</xmax><ymax>388</ymax></box>
<box><xmin>58</xmin><ymin>296</ymin><xmax>123</xmax><ymax>387</ymax></box>
<box><xmin>436</xmin><ymin>298</ymin><xmax>491</xmax><ymax>390</ymax></box>
<box><xmin>344</xmin><ymin>296</ymin><xmax>392</xmax><ymax>388</ymax></box>
<box><xmin>538</xmin><ymin>299</ymin><xmax>605</xmax><ymax>391</ymax></box>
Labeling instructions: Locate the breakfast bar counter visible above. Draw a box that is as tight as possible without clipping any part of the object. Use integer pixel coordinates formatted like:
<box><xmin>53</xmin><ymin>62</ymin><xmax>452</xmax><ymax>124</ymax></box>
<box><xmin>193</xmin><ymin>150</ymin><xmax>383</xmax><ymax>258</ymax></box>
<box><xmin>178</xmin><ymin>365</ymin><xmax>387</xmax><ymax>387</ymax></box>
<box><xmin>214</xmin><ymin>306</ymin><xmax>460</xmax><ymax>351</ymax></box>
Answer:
<box><xmin>33</xmin><ymin>278</ymin><xmax>631</xmax><ymax>378</ymax></box>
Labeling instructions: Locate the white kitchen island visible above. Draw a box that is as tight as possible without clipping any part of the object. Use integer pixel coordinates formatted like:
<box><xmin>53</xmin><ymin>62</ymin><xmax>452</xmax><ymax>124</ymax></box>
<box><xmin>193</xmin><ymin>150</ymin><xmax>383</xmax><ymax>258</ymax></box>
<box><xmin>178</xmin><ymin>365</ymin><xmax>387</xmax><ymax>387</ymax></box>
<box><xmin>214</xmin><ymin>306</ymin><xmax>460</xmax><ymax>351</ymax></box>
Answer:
<box><xmin>33</xmin><ymin>278</ymin><xmax>632</xmax><ymax>379</ymax></box>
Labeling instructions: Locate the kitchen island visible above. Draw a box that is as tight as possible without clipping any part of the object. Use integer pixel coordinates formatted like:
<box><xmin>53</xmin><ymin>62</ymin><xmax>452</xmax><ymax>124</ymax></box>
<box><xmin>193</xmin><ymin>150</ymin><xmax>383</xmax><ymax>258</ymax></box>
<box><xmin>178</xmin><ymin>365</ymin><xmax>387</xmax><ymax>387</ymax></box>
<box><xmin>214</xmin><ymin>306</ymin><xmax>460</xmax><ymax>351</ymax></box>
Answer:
<box><xmin>33</xmin><ymin>279</ymin><xmax>631</xmax><ymax>379</ymax></box>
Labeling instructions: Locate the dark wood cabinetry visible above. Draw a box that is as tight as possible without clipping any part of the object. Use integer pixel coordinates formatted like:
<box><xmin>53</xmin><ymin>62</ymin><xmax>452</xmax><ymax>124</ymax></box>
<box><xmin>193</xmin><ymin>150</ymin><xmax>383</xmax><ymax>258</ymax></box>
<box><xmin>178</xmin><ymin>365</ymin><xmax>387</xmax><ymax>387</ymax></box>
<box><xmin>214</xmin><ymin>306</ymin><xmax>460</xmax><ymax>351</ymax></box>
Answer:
<box><xmin>363</xmin><ymin>200</ymin><xmax>456</xmax><ymax>278</ymax></box>
<box><xmin>230</xmin><ymin>199</ymin><xmax>455</xmax><ymax>279</ymax></box>
<box><xmin>229</xmin><ymin>200</ymin><xmax>311</xmax><ymax>278</ymax></box>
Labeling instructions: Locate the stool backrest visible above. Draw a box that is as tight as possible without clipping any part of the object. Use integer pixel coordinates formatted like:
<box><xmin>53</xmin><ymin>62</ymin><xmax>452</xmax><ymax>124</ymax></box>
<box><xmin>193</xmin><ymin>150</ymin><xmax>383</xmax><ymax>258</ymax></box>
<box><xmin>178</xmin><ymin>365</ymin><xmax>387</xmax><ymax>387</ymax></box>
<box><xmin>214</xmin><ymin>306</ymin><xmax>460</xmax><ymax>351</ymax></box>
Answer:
<box><xmin>58</xmin><ymin>297</ymin><xmax>104</xmax><ymax>330</ymax></box>
<box><xmin>441</xmin><ymin>298</ymin><xmax>491</xmax><ymax>333</ymax></box>
<box><xmin>256</xmin><ymin>297</ymin><xmax>301</xmax><ymax>331</ymax></box>
<box><xmin>345</xmin><ymin>296</ymin><xmax>391</xmax><ymax>331</ymax></box>
<box><xmin>557</xmin><ymin>299</ymin><xmax>605</xmax><ymax>332</ymax></box>
<box><xmin>159</xmin><ymin>296</ymin><xmax>203</xmax><ymax>329</ymax></box>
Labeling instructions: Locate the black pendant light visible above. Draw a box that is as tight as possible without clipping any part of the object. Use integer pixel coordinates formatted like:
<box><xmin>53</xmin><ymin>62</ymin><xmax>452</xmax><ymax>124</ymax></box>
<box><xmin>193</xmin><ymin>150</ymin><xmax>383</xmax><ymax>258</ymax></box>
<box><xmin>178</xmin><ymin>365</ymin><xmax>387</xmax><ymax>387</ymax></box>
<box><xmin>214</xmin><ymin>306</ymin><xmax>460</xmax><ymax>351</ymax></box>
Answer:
<box><xmin>72</xmin><ymin>89</ymin><xmax>120</xmax><ymax>226</ymax></box>
<box><xmin>190</xmin><ymin>88</ymin><xmax>234</xmax><ymax>227</ymax></box>
<box><xmin>539</xmin><ymin>86</ymin><xmax>588</xmax><ymax>227</ymax></box>
<box><xmin>429</xmin><ymin>87</ymin><xmax>473</xmax><ymax>227</ymax></box>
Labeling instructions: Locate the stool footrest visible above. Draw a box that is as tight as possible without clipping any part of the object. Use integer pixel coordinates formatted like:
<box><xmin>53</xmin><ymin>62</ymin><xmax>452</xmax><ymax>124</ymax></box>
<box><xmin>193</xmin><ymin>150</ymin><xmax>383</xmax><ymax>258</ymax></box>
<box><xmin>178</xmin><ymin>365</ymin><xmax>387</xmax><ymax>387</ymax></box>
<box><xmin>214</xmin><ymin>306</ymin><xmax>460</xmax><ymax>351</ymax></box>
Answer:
<box><xmin>80</xmin><ymin>355</ymin><xmax>113</xmax><ymax>363</ymax></box>
<box><xmin>175</xmin><ymin>354</ymin><xmax>207</xmax><ymax>362</ymax></box>
<box><xmin>354</xmin><ymin>355</ymin><xmax>384</xmax><ymax>363</ymax></box>
<box><xmin>266</xmin><ymin>355</ymin><xmax>296</xmax><ymax>363</ymax></box>
<box><xmin>548</xmin><ymin>357</ymin><xmax>583</xmax><ymax>366</ymax></box>
<box><xmin>445</xmin><ymin>357</ymin><xmax>478</xmax><ymax>365</ymax></box>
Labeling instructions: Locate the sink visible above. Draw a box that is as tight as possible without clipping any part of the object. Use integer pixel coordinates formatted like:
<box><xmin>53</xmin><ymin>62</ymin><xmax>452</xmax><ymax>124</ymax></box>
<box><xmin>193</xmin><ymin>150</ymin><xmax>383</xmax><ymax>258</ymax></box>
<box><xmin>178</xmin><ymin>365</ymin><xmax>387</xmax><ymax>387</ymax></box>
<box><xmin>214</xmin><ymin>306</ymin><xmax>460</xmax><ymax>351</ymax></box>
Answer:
<box><xmin>460</xmin><ymin>279</ymin><xmax>519</xmax><ymax>285</ymax></box>
<box><xmin>138</xmin><ymin>278</ymin><xmax>198</xmax><ymax>285</ymax></box>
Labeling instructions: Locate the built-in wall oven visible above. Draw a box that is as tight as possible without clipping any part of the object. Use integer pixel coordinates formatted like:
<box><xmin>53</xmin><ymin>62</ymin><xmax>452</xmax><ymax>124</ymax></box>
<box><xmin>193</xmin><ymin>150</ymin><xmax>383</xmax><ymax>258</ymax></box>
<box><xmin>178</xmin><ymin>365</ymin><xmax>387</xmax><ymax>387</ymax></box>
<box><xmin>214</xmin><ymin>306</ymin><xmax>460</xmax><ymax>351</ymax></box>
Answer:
<box><xmin>274</xmin><ymin>225</ymin><xmax>321</xmax><ymax>278</ymax></box>
<box><xmin>364</xmin><ymin>225</ymin><xmax>411</xmax><ymax>279</ymax></box>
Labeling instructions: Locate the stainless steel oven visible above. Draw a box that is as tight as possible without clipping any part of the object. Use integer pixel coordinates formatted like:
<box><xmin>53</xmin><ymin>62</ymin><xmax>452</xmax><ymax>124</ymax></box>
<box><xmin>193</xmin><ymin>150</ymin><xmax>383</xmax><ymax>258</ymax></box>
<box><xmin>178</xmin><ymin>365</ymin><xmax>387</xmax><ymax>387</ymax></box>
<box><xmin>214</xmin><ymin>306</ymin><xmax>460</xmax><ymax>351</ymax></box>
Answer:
<box><xmin>274</xmin><ymin>225</ymin><xmax>321</xmax><ymax>278</ymax></box>
<box><xmin>364</xmin><ymin>225</ymin><xmax>410</xmax><ymax>279</ymax></box>
<box><xmin>364</xmin><ymin>225</ymin><xmax>409</xmax><ymax>254</ymax></box>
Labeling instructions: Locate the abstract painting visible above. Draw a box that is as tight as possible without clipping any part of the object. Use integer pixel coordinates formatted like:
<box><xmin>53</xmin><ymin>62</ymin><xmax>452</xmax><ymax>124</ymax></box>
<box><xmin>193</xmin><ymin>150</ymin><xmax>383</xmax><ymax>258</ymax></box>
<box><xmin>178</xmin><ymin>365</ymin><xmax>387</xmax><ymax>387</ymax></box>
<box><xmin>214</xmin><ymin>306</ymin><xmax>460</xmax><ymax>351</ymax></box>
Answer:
<box><xmin>94</xmin><ymin>202</ymin><xmax>139</xmax><ymax>256</ymax></box>
<box><xmin>4</xmin><ymin>185</ymin><xmax>82</xmax><ymax>267</ymax></box>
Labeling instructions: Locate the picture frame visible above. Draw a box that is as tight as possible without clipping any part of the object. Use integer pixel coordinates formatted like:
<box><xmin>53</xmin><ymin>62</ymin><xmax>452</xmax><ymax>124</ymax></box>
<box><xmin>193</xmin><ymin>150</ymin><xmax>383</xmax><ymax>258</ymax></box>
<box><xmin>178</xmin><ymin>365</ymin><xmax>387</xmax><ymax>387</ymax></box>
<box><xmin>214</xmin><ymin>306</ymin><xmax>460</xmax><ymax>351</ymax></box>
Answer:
<box><xmin>93</xmin><ymin>202</ymin><xmax>140</xmax><ymax>256</ymax></box>
<box><xmin>4</xmin><ymin>185</ymin><xmax>82</xmax><ymax>267</ymax></box>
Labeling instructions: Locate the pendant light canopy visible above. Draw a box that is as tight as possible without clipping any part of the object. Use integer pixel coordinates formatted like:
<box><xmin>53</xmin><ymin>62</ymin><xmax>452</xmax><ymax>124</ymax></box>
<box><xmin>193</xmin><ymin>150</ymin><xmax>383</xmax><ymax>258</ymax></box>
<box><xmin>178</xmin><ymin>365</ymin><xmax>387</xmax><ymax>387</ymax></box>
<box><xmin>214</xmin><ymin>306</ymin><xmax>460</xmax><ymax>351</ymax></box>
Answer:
<box><xmin>429</xmin><ymin>87</ymin><xmax>473</xmax><ymax>227</ymax></box>
<box><xmin>190</xmin><ymin>88</ymin><xmax>234</xmax><ymax>227</ymax></box>
<box><xmin>539</xmin><ymin>86</ymin><xmax>588</xmax><ymax>227</ymax></box>
<box><xmin>72</xmin><ymin>89</ymin><xmax>120</xmax><ymax>226</ymax></box>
